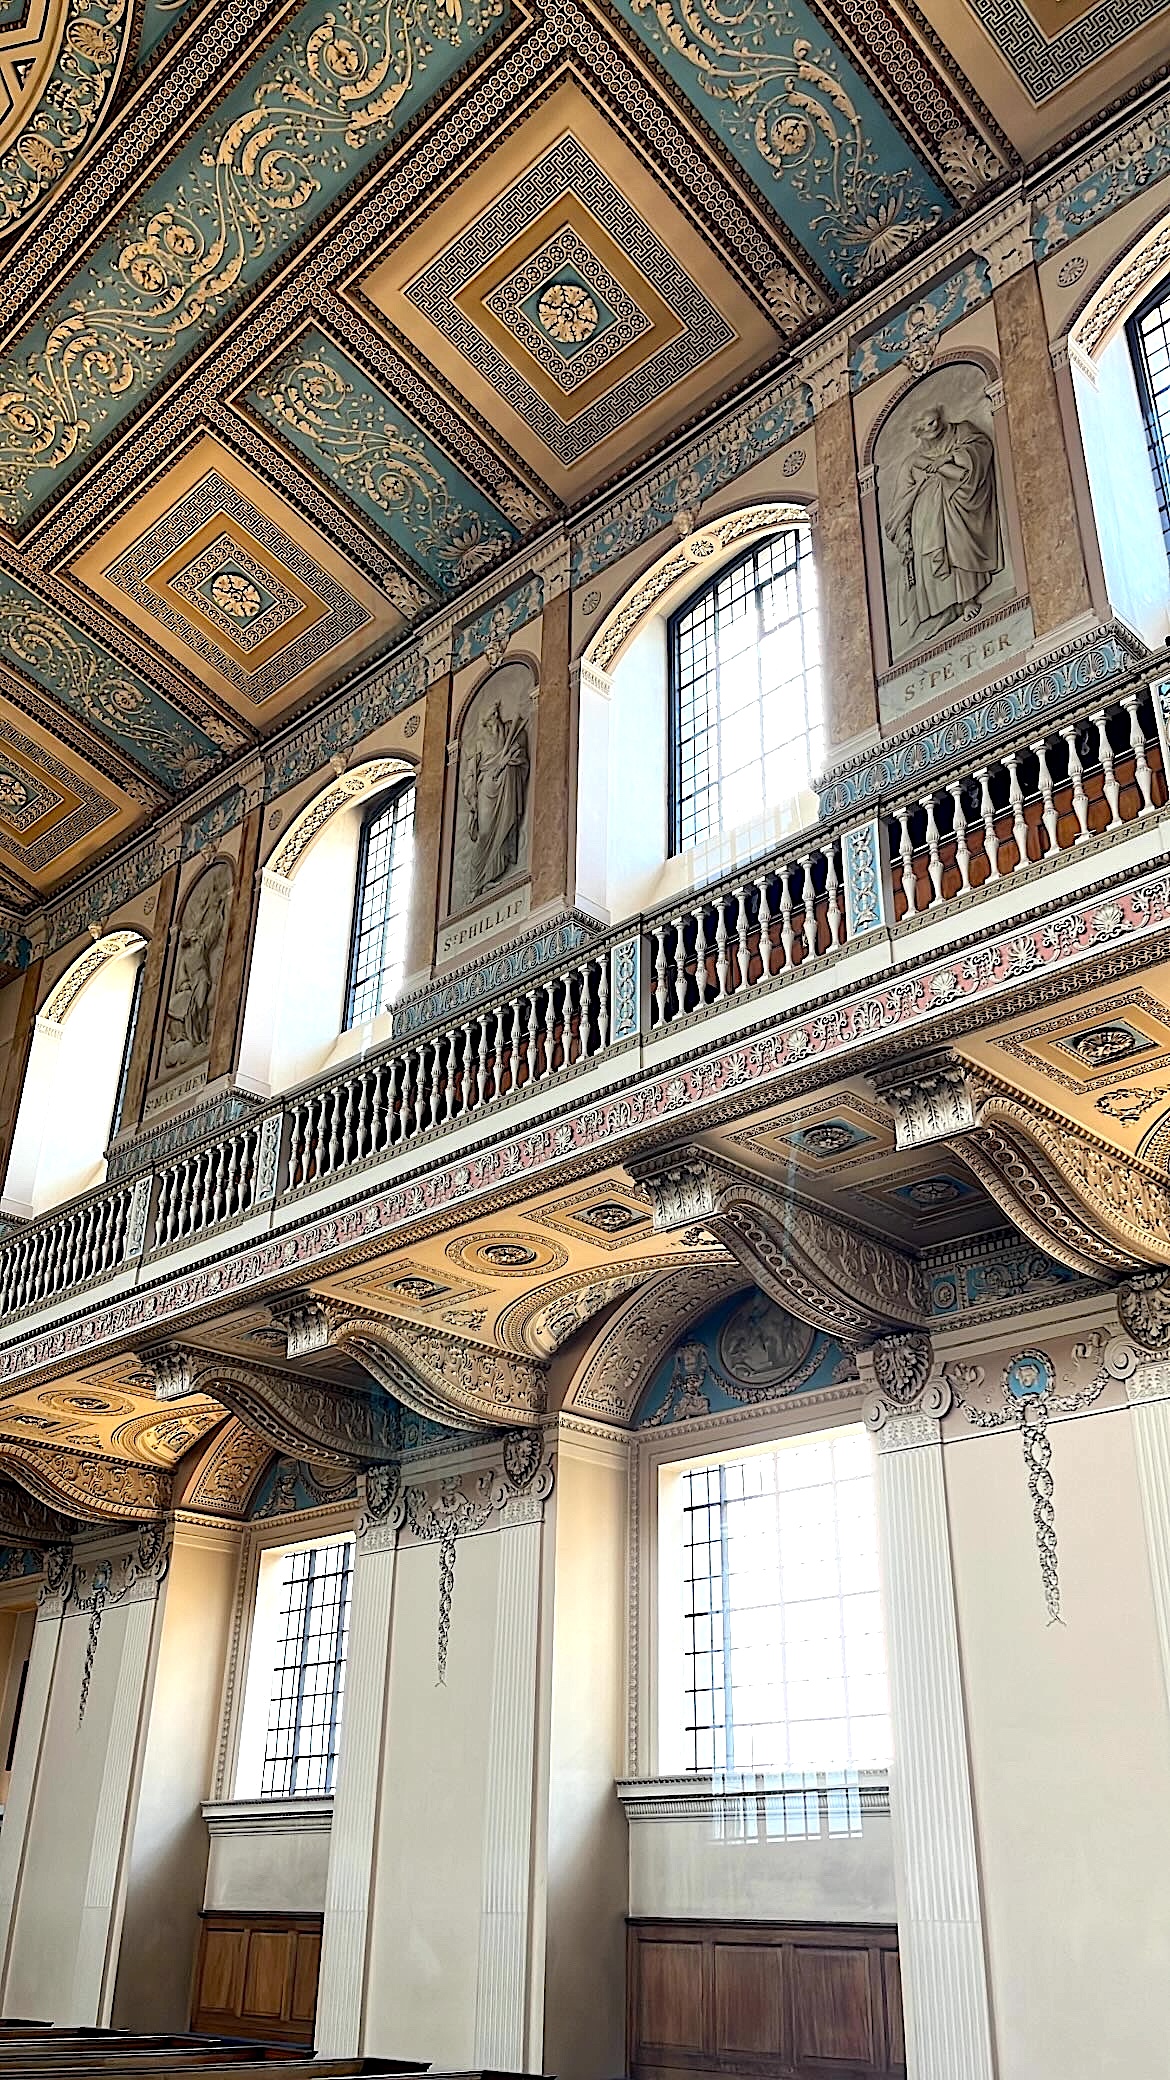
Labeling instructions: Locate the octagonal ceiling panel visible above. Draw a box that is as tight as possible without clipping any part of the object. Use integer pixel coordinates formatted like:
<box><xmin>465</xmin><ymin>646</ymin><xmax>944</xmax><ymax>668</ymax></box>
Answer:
<box><xmin>359</xmin><ymin>81</ymin><xmax>779</xmax><ymax>500</ymax></box>
<box><xmin>70</xmin><ymin>436</ymin><xmax>400</xmax><ymax>724</ymax></box>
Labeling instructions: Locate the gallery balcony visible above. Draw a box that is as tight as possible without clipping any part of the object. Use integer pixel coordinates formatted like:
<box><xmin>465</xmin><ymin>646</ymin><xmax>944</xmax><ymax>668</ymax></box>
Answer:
<box><xmin>0</xmin><ymin>638</ymin><xmax>1165</xmax><ymax>1352</ymax></box>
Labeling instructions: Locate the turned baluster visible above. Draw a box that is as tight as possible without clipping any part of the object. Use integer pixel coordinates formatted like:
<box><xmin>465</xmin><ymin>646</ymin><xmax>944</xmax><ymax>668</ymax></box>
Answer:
<box><xmin>974</xmin><ymin>767</ymin><xmax>1000</xmax><ymax>883</ymax></box>
<box><xmin>653</xmin><ymin>925</ymin><xmax>668</xmax><ymax>1026</ymax></box>
<box><xmin>821</xmin><ymin>849</ymin><xmax>843</xmax><ymax>949</ymax></box>
<box><xmin>595</xmin><ymin>956</ymin><xmax>609</xmax><ymax>1049</ymax></box>
<box><xmin>1061</xmin><ymin>722</ymin><xmax>1089</xmax><ymax>840</ymax></box>
<box><xmin>1032</xmin><ymin>738</ymin><xmax>1059</xmax><ymax>853</ymax></box>
<box><xmin>944</xmin><ymin>782</ymin><xmax>969</xmax><ymax>892</ymax></box>
<box><xmin>1006</xmin><ymin>755</ymin><xmax>1028</xmax><ymax>869</ymax></box>
<box><xmin>796</xmin><ymin>854</ymin><xmax>816</xmax><ymax>957</ymax></box>
<box><xmin>778</xmin><ymin>863</ymin><xmax>796</xmax><ymax>966</ymax></box>
<box><xmin>923</xmin><ymin>799</ymin><xmax>943</xmax><ymax>907</ymax></box>
<box><xmin>1121</xmin><ymin>691</ymin><xmax>1155</xmax><ymax>813</ymax></box>
<box><xmin>712</xmin><ymin>895</ymin><xmax>729</xmax><ymax>1002</ymax></box>
<box><xmin>1092</xmin><ymin>707</ymin><xmax>1121</xmax><ymax>827</ymax></box>
<box><xmin>897</xmin><ymin>808</ymin><xmax>916</xmax><ymax>913</ymax></box>
<box><xmin>222</xmin><ymin>1140</ymin><xmax>240</xmax><ymax>1221</ymax></box>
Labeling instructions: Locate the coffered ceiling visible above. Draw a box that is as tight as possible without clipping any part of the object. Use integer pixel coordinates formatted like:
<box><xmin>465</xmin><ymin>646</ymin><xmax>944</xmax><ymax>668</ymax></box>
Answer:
<box><xmin>0</xmin><ymin>0</ymin><xmax>1159</xmax><ymax>903</ymax></box>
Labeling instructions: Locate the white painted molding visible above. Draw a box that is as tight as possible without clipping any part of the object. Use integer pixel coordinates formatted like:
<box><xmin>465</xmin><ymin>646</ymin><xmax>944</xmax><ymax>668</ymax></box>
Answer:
<box><xmin>876</xmin><ymin>1423</ymin><xmax>995</xmax><ymax>2080</ymax></box>
<box><xmin>315</xmin><ymin>1537</ymin><xmax>396</xmax><ymax>2057</ymax></box>
<box><xmin>0</xmin><ymin>1608</ymin><xmax>60</xmax><ymax>2004</ymax></box>
<box><xmin>616</xmin><ymin>1771</ymin><xmax>891</xmax><ymax>1821</ymax></box>
<box><xmin>72</xmin><ymin>1595</ymin><xmax>157</xmax><ymax>2024</ymax></box>
<box><xmin>201</xmin><ymin>1796</ymin><xmax>333</xmax><ymax>1838</ymax></box>
<box><xmin>1126</xmin><ymin>1376</ymin><xmax>1170</xmax><ymax>1731</ymax></box>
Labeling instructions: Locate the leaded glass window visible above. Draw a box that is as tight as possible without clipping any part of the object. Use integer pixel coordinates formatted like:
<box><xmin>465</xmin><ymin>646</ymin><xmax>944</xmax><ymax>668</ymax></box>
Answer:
<box><xmin>668</xmin><ymin>532</ymin><xmax>822</xmax><ymax>855</ymax></box>
<box><xmin>680</xmin><ymin>1429</ymin><xmax>889</xmax><ymax>1775</ymax></box>
<box><xmin>260</xmin><ymin>1537</ymin><xmax>353</xmax><ymax>1798</ymax></box>
<box><xmin>344</xmin><ymin>783</ymin><xmax>415</xmax><ymax>1027</ymax></box>
<box><xmin>1128</xmin><ymin>285</ymin><xmax>1170</xmax><ymax>563</ymax></box>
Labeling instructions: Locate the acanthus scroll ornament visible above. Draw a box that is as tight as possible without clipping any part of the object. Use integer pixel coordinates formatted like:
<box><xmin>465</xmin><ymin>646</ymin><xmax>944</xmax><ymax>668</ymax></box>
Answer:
<box><xmin>1117</xmin><ymin>1270</ymin><xmax>1170</xmax><ymax>1354</ymax></box>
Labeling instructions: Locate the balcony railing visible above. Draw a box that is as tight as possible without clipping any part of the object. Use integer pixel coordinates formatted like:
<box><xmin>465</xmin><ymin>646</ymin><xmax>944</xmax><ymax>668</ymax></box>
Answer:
<box><xmin>1</xmin><ymin>663</ymin><xmax>1165</xmax><ymax>1326</ymax></box>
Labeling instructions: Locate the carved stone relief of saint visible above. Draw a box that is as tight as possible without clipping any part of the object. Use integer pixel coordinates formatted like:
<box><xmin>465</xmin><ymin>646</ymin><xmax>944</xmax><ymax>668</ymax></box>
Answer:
<box><xmin>450</xmin><ymin>661</ymin><xmax>534</xmax><ymax>915</ymax></box>
<box><xmin>875</xmin><ymin>363</ymin><xmax>1012</xmax><ymax>665</ymax></box>
<box><xmin>158</xmin><ymin>860</ymin><xmax>233</xmax><ymax>1079</ymax></box>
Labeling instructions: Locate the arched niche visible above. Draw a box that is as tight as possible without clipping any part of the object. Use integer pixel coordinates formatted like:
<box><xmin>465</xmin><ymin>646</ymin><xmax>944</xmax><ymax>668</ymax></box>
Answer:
<box><xmin>860</xmin><ymin>353</ymin><xmax>1027</xmax><ymax>699</ymax></box>
<box><xmin>1059</xmin><ymin>209</ymin><xmax>1170</xmax><ymax>649</ymax></box>
<box><xmin>2</xmin><ymin>930</ymin><xmax>146</xmax><ymax>1217</ymax></box>
<box><xmin>447</xmin><ymin>659</ymin><xmax>536</xmax><ymax>923</ymax></box>
<box><xmin>576</xmin><ymin>505</ymin><xmax>814</xmax><ymax>925</ymax></box>
<box><xmin>237</xmin><ymin>757</ymin><xmax>414</xmax><ymax>1097</ymax></box>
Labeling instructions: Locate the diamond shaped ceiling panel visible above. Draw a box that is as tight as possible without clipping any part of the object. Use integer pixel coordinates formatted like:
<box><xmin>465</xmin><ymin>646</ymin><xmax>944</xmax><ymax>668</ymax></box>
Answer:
<box><xmin>0</xmin><ymin>696</ymin><xmax>144</xmax><ymax>893</ymax></box>
<box><xmin>361</xmin><ymin>82</ymin><xmax>779</xmax><ymax>500</ymax></box>
<box><xmin>70</xmin><ymin>438</ymin><xmax>399</xmax><ymax>724</ymax></box>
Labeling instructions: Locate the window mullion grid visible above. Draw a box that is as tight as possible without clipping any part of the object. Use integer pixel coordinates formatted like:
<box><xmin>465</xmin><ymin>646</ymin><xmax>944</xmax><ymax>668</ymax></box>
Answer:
<box><xmin>718</xmin><ymin>1463</ymin><xmax>736</xmax><ymax>1779</ymax></box>
<box><xmin>287</xmin><ymin>1545</ymin><xmax>319</xmax><ymax>1798</ymax></box>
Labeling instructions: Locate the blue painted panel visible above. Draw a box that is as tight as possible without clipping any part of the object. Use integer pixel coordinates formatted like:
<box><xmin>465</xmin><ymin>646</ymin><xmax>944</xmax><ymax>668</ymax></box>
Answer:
<box><xmin>0</xmin><ymin>572</ymin><xmax>220</xmax><ymax>787</ymax></box>
<box><xmin>610</xmin><ymin>0</ymin><xmax>948</xmax><ymax>290</ymax></box>
<box><xmin>0</xmin><ymin>0</ymin><xmax>509</xmax><ymax>518</ymax></box>
<box><xmin>248</xmin><ymin>331</ymin><xmax>518</xmax><ymax>590</ymax></box>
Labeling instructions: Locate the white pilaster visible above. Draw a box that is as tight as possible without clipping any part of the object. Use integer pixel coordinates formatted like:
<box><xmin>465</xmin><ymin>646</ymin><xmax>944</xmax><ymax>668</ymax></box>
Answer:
<box><xmin>473</xmin><ymin>1510</ymin><xmax>543</xmax><ymax>2070</ymax></box>
<box><xmin>0</xmin><ymin>1605</ymin><xmax>61</xmax><ymax>2008</ymax></box>
<box><xmin>315</xmin><ymin>1525</ymin><xmax>397</xmax><ymax>2057</ymax></box>
<box><xmin>1126</xmin><ymin>1361</ymin><xmax>1170</xmax><ymax>1720</ymax></box>
<box><xmin>70</xmin><ymin>1593</ymin><xmax>158</xmax><ymax>2023</ymax></box>
<box><xmin>874</xmin><ymin>1414</ymin><xmax>995</xmax><ymax>2080</ymax></box>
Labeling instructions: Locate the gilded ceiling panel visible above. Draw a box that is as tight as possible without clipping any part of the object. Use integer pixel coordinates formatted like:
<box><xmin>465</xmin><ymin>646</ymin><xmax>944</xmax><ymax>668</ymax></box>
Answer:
<box><xmin>0</xmin><ymin>0</ymin><xmax>510</xmax><ymax>521</ymax></box>
<box><xmin>955</xmin><ymin>0</ymin><xmax>1170</xmax><ymax>103</ymax></box>
<box><xmin>607</xmin><ymin>0</ymin><xmax>967</xmax><ymax>284</ymax></box>
<box><xmin>71</xmin><ymin>437</ymin><xmax>400</xmax><ymax>720</ymax></box>
<box><xmin>0</xmin><ymin>568</ymin><xmax>222</xmax><ymax>789</ymax></box>
<box><xmin>362</xmin><ymin>81</ymin><xmax>779</xmax><ymax>498</ymax></box>
<box><xmin>0</xmin><ymin>699</ymin><xmax>143</xmax><ymax>891</ymax></box>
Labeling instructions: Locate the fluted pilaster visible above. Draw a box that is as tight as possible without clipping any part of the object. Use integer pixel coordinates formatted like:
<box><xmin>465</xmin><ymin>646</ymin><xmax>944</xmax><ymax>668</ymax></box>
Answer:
<box><xmin>875</xmin><ymin>1418</ymin><xmax>995</xmax><ymax>2080</ymax></box>
<box><xmin>316</xmin><ymin>1526</ymin><xmax>398</xmax><ymax>2056</ymax></box>
<box><xmin>473</xmin><ymin>1510</ymin><xmax>543</xmax><ymax>2069</ymax></box>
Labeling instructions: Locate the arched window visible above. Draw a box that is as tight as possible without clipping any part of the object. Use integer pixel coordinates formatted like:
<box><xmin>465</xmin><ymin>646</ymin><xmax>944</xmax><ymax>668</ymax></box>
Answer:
<box><xmin>1127</xmin><ymin>282</ymin><xmax>1170</xmax><ymax>562</ymax></box>
<box><xmin>344</xmin><ymin>782</ymin><xmax>416</xmax><ymax>1028</ymax></box>
<box><xmin>668</xmin><ymin>531</ymin><xmax>821</xmax><ymax>856</ymax></box>
<box><xmin>2</xmin><ymin>933</ymin><xmax>146</xmax><ymax>1218</ymax></box>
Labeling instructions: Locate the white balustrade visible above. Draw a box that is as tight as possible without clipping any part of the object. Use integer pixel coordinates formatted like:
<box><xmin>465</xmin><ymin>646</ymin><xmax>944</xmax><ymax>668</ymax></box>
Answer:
<box><xmin>646</xmin><ymin>841</ymin><xmax>844</xmax><ymax>1030</ymax></box>
<box><xmin>0</xmin><ymin>679</ymin><xmax>1163</xmax><ymax>1319</ymax></box>
<box><xmin>886</xmin><ymin>691</ymin><xmax>1163</xmax><ymax>921</ymax></box>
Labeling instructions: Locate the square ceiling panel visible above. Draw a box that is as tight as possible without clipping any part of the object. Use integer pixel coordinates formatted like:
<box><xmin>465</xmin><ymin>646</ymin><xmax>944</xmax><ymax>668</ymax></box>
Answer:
<box><xmin>360</xmin><ymin>82</ymin><xmax>777</xmax><ymax>500</ymax></box>
<box><xmin>70</xmin><ymin>436</ymin><xmax>399</xmax><ymax>723</ymax></box>
<box><xmin>0</xmin><ymin>698</ymin><xmax>141</xmax><ymax>892</ymax></box>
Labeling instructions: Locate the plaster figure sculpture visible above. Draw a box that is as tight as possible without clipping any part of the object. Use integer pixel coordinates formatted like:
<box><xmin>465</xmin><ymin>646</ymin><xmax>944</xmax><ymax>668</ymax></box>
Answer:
<box><xmin>159</xmin><ymin>860</ymin><xmax>233</xmax><ymax>1076</ymax></box>
<box><xmin>450</xmin><ymin>659</ymin><xmax>534</xmax><ymax>914</ymax></box>
<box><xmin>876</xmin><ymin>365</ymin><xmax>1008</xmax><ymax>663</ymax></box>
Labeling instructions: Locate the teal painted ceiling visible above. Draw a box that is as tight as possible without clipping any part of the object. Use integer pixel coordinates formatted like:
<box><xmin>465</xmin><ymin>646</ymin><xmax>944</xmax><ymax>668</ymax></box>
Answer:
<box><xmin>0</xmin><ymin>0</ymin><xmax>1153</xmax><ymax>908</ymax></box>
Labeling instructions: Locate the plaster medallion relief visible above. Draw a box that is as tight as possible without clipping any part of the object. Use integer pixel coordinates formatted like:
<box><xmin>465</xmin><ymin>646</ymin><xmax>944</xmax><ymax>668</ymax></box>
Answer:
<box><xmin>445</xmin><ymin>1228</ymin><xmax>567</xmax><ymax>1278</ymax></box>
<box><xmin>717</xmin><ymin>1291</ymin><xmax>816</xmax><ymax>1388</ymax></box>
<box><xmin>156</xmin><ymin>859</ymin><xmax>233</xmax><ymax>1083</ymax></box>
<box><xmin>449</xmin><ymin>659</ymin><xmax>534</xmax><ymax>917</ymax></box>
<box><xmin>875</xmin><ymin>362</ymin><xmax>1012</xmax><ymax>669</ymax></box>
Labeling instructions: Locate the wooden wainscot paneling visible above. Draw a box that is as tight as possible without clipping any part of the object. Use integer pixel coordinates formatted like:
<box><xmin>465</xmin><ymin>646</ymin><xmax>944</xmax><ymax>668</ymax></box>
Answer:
<box><xmin>628</xmin><ymin>1919</ymin><xmax>904</xmax><ymax>2080</ymax></box>
<box><xmin>192</xmin><ymin>1912</ymin><xmax>322</xmax><ymax>2045</ymax></box>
